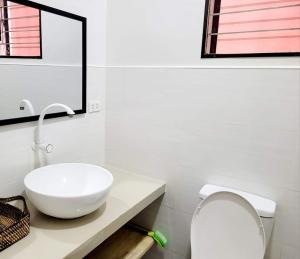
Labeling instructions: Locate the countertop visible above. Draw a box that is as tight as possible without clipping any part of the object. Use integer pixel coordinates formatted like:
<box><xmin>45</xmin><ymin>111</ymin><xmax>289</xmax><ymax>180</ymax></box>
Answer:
<box><xmin>0</xmin><ymin>166</ymin><xmax>166</xmax><ymax>259</ymax></box>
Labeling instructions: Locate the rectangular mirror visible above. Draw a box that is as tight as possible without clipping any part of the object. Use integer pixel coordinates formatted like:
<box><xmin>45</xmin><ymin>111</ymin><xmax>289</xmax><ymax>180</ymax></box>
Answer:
<box><xmin>0</xmin><ymin>0</ymin><xmax>86</xmax><ymax>126</ymax></box>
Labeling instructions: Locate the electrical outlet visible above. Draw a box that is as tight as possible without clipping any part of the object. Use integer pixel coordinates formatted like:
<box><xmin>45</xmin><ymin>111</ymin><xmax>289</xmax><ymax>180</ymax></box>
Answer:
<box><xmin>88</xmin><ymin>100</ymin><xmax>101</xmax><ymax>113</ymax></box>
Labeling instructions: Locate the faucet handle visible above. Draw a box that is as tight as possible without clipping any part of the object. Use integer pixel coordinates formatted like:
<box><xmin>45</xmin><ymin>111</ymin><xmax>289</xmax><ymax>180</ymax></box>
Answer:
<box><xmin>44</xmin><ymin>144</ymin><xmax>54</xmax><ymax>153</ymax></box>
<box><xmin>33</xmin><ymin>143</ymin><xmax>54</xmax><ymax>153</ymax></box>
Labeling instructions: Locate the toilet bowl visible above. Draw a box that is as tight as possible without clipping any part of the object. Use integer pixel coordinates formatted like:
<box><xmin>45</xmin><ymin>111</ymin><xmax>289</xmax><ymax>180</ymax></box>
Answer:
<box><xmin>191</xmin><ymin>184</ymin><xmax>276</xmax><ymax>259</ymax></box>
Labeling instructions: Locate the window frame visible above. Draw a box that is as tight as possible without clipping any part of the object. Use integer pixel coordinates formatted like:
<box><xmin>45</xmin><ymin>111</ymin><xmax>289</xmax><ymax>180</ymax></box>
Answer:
<box><xmin>201</xmin><ymin>0</ymin><xmax>300</xmax><ymax>58</ymax></box>
<box><xmin>2</xmin><ymin>0</ymin><xmax>11</xmax><ymax>56</ymax></box>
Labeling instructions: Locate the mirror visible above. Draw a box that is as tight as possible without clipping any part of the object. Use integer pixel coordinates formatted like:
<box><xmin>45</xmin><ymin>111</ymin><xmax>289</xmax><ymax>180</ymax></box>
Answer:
<box><xmin>0</xmin><ymin>0</ymin><xmax>86</xmax><ymax>126</ymax></box>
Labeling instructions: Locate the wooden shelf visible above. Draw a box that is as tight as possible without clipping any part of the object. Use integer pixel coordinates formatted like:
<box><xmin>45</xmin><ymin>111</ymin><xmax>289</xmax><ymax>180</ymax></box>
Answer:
<box><xmin>85</xmin><ymin>226</ymin><xmax>155</xmax><ymax>259</ymax></box>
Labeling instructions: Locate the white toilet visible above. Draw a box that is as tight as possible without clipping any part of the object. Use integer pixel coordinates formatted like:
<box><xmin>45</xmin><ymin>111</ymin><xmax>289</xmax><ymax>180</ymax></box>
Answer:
<box><xmin>191</xmin><ymin>184</ymin><xmax>276</xmax><ymax>259</ymax></box>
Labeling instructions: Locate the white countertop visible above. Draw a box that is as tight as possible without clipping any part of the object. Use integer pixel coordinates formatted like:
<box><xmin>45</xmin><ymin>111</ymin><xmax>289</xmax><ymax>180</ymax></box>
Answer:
<box><xmin>0</xmin><ymin>166</ymin><xmax>166</xmax><ymax>259</ymax></box>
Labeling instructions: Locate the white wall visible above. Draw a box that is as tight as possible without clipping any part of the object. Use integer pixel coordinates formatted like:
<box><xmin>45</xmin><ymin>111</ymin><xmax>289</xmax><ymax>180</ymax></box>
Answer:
<box><xmin>0</xmin><ymin>0</ymin><xmax>107</xmax><ymax>196</ymax></box>
<box><xmin>106</xmin><ymin>1</ymin><xmax>300</xmax><ymax>259</ymax></box>
<box><xmin>107</xmin><ymin>0</ymin><xmax>299</xmax><ymax>68</ymax></box>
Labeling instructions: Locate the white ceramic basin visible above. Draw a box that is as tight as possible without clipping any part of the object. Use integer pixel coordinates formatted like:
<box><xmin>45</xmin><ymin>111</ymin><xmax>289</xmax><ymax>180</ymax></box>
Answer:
<box><xmin>24</xmin><ymin>163</ymin><xmax>113</xmax><ymax>219</ymax></box>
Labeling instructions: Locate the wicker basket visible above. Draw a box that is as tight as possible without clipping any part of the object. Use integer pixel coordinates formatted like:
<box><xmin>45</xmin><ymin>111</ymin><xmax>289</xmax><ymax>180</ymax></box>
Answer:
<box><xmin>0</xmin><ymin>196</ymin><xmax>30</xmax><ymax>252</ymax></box>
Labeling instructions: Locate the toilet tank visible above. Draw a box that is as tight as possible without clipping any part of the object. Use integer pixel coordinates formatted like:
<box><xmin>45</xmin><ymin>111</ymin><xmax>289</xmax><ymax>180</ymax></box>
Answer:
<box><xmin>199</xmin><ymin>184</ymin><xmax>276</xmax><ymax>246</ymax></box>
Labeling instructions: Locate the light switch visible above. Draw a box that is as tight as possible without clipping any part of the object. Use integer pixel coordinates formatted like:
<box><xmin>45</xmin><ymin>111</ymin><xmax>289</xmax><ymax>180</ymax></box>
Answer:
<box><xmin>88</xmin><ymin>100</ymin><xmax>101</xmax><ymax>113</ymax></box>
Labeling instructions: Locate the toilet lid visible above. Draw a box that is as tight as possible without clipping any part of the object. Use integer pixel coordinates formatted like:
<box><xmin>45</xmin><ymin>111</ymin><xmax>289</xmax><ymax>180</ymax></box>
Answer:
<box><xmin>191</xmin><ymin>191</ymin><xmax>265</xmax><ymax>259</ymax></box>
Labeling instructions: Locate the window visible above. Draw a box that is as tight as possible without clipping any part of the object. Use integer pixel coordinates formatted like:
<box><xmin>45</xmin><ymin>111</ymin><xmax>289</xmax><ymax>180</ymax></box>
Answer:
<box><xmin>201</xmin><ymin>0</ymin><xmax>300</xmax><ymax>57</ymax></box>
<box><xmin>0</xmin><ymin>0</ymin><xmax>41</xmax><ymax>58</ymax></box>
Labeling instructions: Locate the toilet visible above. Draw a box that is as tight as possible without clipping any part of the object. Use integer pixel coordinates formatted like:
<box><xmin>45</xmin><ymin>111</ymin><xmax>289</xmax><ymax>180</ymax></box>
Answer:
<box><xmin>191</xmin><ymin>184</ymin><xmax>276</xmax><ymax>259</ymax></box>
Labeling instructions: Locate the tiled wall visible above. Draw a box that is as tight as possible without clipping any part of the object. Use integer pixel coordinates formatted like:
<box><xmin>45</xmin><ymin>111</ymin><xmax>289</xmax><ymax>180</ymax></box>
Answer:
<box><xmin>106</xmin><ymin>0</ymin><xmax>300</xmax><ymax>258</ymax></box>
<box><xmin>105</xmin><ymin>67</ymin><xmax>300</xmax><ymax>259</ymax></box>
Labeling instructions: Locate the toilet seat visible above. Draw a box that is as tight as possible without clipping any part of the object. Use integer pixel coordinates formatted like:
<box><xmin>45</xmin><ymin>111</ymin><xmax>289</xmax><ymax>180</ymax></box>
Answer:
<box><xmin>191</xmin><ymin>191</ymin><xmax>266</xmax><ymax>259</ymax></box>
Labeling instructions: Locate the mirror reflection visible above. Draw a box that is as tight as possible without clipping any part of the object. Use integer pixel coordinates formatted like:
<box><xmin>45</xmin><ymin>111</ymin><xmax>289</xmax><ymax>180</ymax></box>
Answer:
<box><xmin>0</xmin><ymin>0</ymin><xmax>41</xmax><ymax>57</ymax></box>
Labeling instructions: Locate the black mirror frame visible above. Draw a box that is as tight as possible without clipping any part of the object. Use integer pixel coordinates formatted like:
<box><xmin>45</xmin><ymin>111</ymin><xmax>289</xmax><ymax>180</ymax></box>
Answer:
<box><xmin>0</xmin><ymin>0</ymin><xmax>87</xmax><ymax>126</ymax></box>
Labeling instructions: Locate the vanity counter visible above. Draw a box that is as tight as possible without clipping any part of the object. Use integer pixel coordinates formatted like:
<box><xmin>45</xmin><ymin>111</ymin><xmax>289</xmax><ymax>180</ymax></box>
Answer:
<box><xmin>0</xmin><ymin>167</ymin><xmax>166</xmax><ymax>259</ymax></box>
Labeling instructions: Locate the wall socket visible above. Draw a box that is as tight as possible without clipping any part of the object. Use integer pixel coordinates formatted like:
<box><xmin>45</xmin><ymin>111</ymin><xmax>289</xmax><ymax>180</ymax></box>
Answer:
<box><xmin>88</xmin><ymin>100</ymin><xmax>101</xmax><ymax>113</ymax></box>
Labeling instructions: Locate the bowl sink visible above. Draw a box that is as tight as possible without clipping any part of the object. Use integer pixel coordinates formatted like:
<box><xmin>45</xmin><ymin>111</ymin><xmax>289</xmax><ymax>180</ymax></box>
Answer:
<box><xmin>24</xmin><ymin>163</ymin><xmax>113</xmax><ymax>219</ymax></box>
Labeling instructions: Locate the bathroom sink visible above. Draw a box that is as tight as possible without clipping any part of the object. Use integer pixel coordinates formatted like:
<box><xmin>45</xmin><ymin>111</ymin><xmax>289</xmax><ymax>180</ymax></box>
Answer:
<box><xmin>24</xmin><ymin>163</ymin><xmax>113</xmax><ymax>219</ymax></box>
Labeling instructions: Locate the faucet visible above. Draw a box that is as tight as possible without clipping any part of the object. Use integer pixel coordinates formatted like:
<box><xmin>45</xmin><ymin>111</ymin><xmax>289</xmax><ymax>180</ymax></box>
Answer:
<box><xmin>34</xmin><ymin>103</ymin><xmax>75</xmax><ymax>153</ymax></box>
<box><xmin>20</xmin><ymin>99</ymin><xmax>36</xmax><ymax>116</ymax></box>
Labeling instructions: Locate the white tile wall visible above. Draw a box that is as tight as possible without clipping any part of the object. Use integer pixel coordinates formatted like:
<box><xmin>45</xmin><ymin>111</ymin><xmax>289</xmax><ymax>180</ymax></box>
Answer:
<box><xmin>106</xmin><ymin>0</ymin><xmax>300</xmax><ymax>257</ymax></box>
<box><xmin>107</xmin><ymin>0</ymin><xmax>300</xmax><ymax>67</ymax></box>
<box><xmin>105</xmin><ymin>68</ymin><xmax>300</xmax><ymax>259</ymax></box>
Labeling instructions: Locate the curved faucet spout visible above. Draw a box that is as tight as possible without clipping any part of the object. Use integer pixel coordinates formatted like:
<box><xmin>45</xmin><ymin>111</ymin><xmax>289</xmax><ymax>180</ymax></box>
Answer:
<box><xmin>20</xmin><ymin>99</ymin><xmax>36</xmax><ymax>116</ymax></box>
<box><xmin>35</xmin><ymin>103</ymin><xmax>75</xmax><ymax>146</ymax></box>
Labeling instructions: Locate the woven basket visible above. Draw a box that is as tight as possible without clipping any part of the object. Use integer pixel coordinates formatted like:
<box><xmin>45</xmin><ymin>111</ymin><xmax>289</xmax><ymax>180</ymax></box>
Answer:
<box><xmin>0</xmin><ymin>196</ymin><xmax>30</xmax><ymax>252</ymax></box>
